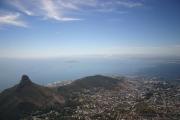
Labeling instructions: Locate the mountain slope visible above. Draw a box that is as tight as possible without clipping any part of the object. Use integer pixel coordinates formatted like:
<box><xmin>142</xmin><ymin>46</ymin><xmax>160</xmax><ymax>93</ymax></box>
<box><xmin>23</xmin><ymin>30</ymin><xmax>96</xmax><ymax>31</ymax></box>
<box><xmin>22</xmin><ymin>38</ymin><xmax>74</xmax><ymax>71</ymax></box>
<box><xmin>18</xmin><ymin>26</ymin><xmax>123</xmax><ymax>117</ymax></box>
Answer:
<box><xmin>0</xmin><ymin>75</ymin><xmax>64</xmax><ymax>120</ymax></box>
<box><xmin>58</xmin><ymin>75</ymin><xmax>125</xmax><ymax>97</ymax></box>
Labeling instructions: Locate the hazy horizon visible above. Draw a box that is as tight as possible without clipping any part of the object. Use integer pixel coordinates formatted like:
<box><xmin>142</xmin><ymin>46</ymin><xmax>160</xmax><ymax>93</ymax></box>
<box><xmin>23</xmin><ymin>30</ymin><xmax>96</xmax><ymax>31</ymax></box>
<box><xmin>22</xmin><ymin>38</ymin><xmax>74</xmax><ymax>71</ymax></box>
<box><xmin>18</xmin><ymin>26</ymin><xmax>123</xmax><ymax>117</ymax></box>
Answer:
<box><xmin>0</xmin><ymin>55</ymin><xmax>180</xmax><ymax>91</ymax></box>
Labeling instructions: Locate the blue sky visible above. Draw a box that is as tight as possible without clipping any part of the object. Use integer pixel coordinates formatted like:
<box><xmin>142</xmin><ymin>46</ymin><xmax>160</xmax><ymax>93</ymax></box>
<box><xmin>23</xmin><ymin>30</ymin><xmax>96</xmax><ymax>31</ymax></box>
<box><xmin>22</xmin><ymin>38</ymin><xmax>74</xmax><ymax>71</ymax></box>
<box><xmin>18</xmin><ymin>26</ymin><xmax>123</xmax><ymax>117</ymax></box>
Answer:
<box><xmin>0</xmin><ymin>0</ymin><xmax>180</xmax><ymax>58</ymax></box>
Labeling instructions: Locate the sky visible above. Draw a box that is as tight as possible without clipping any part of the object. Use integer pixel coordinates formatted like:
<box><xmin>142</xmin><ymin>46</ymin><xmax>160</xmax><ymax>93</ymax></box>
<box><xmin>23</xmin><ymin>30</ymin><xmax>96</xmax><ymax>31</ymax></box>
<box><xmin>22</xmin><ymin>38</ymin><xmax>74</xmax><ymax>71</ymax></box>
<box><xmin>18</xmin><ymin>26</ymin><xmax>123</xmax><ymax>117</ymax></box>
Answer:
<box><xmin>0</xmin><ymin>0</ymin><xmax>180</xmax><ymax>58</ymax></box>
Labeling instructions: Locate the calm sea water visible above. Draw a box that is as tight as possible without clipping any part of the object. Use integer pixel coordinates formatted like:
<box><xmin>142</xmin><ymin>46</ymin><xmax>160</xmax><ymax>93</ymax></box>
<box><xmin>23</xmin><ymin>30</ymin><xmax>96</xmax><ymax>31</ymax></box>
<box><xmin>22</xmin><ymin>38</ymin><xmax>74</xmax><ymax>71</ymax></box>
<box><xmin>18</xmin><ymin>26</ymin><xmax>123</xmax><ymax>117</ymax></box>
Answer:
<box><xmin>0</xmin><ymin>56</ymin><xmax>178</xmax><ymax>91</ymax></box>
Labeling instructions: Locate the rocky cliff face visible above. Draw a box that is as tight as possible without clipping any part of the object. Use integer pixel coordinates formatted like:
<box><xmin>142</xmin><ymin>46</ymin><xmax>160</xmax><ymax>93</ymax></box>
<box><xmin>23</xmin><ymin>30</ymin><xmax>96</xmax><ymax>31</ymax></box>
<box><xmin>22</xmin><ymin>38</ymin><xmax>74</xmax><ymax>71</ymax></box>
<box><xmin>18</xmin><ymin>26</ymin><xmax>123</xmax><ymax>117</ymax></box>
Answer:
<box><xmin>0</xmin><ymin>75</ymin><xmax>65</xmax><ymax>120</ymax></box>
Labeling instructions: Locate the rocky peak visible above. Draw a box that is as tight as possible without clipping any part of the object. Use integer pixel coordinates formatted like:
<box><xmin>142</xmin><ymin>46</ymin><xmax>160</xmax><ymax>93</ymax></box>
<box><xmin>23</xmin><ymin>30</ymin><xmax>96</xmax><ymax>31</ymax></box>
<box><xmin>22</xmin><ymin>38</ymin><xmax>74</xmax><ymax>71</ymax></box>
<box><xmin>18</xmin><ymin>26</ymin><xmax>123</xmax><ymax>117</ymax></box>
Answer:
<box><xmin>18</xmin><ymin>75</ymin><xmax>33</xmax><ymax>88</ymax></box>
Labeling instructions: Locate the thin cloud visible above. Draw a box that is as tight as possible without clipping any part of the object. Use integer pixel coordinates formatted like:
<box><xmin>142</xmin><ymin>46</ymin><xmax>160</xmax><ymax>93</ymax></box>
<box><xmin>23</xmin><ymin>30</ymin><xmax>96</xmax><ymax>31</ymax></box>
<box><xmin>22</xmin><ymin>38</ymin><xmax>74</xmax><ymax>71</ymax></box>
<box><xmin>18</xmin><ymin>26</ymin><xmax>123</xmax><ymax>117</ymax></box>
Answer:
<box><xmin>41</xmin><ymin>0</ymin><xmax>81</xmax><ymax>21</ymax></box>
<box><xmin>41</xmin><ymin>0</ymin><xmax>61</xmax><ymax>20</ymax></box>
<box><xmin>117</xmin><ymin>1</ymin><xmax>143</xmax><ymax>8</ymax></box>
<box><xmin>6</xmin><ymin>0</ymin><xmax>81</xmax><ymax>21</ymax></box>
<box><xmin>0</xmin><ymin>13</ymin><xmax>27</xmax><ymax>28</ymax></box>
<box><xmin>4</xmin><ymin>0</ymin><xmax>143</xmax><ymax>22</ymax></box>
<box><xmin>8</xmin><ymin>0</ymin><xmax>34</xmax><ymax>16</ymax></box>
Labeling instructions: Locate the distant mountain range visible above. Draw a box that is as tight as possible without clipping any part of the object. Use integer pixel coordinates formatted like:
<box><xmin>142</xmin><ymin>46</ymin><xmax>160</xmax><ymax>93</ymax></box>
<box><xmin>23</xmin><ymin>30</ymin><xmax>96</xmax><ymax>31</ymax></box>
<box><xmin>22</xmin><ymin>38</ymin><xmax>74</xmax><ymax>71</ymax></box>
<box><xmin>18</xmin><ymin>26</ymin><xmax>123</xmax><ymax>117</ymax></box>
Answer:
<box><xmin>0</xmin><ymin>74</ymin><xmax>124</xmax><ymax>120</ymax></box>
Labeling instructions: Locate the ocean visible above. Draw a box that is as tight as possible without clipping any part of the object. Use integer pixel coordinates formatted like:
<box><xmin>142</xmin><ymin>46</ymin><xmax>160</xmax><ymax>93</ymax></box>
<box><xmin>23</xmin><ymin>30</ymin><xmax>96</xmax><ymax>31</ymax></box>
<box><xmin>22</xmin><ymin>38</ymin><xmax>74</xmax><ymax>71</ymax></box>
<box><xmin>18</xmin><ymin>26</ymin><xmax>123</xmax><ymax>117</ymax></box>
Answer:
<box><xmin>0</xmin><ymin>56</ymin><xmax>179</xmax><ymax>91</ymax></box>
